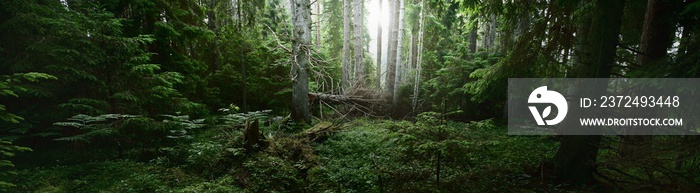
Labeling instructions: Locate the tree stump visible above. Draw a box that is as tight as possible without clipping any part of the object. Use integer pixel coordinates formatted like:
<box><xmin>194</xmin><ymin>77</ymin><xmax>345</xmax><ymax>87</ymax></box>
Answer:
<box><xmin>244</xmin><ymin>118</ymin><xmax>260</xmax><ymax>152</ymax></box>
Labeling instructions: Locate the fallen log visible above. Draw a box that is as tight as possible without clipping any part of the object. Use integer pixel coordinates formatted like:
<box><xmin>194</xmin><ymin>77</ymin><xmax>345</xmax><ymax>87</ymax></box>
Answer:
<box><xmin>308</xmin><ymin>92</ymin><xmax>387</xmax><ymax>105</ymax></box>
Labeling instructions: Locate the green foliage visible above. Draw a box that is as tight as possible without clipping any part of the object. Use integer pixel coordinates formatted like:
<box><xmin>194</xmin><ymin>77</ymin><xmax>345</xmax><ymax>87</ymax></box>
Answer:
<box><xmin>0</xmin><ymin>72</ymin><xmax>53</xmax><ymax>190</ymax></box>
<box><xmin>175</xmin><ymin>176</ymin><xmax>242</xmax><ymax>193</ymax></box>
<box><xmin>53</xmin><ymin>114</ymin><xmax>140</xmax><ymax>143</ymax></box>
<box><xmin>0</xmin><ymin>140</ymin><xmax>31</xmax><ymax>191</ymax></box>
<box><xmin>161</xmin><ymin>114</ymin><xmax>205</xmax><ymax>139</ymax></box>
<box><xmin>238</xmin><ymin>154</ymin><xmax>304</xmax><ymax>192</ymax></box>
<box><xmin>9</xmin><ymin>160</ymin><xmax>208</xmax><ymax>192</ymax></box>
<box><xmin>309</xmin><ymin>118</ymin><xmax>557</xmax><ymax>192</ymax></box>
<box><xmin>310</xmin><ymin>119</ymin><xmax>405</xmax><ymax>192</ymax></box>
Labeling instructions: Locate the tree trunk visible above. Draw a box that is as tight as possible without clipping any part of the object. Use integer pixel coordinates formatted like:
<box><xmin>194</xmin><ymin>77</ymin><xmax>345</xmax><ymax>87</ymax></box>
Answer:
<box><xmin>291</xmin><ymin>0</ymin><xmax>312</xmax><ymax>124</ymax></box>
<box><xmin>637</xmin><ymin>0</ymin><xmax>672</xmax><ymax>66</ymax></box>
<box><xmin>468</xmin><ymin>14</ymin><xmax>478</xmax><ymax>53</ymax></box>
<box><xmin>376</xmin><ymin>0</ymin><xmax>383</xmax><ymax>91</ymax></box>
<box><xmin>393</xmin><ymin>0</ymin><xmax>404</xmax><ymax>106</ymax></box>
<box><xmin>207</xmin><ymin>0</ymin><xmax>219</xmax><ymax>73</ymax></box>
<box><xmin>412</xmin><ymin>0</ymin><xmax>424</xmax><ymax>112</ymax></box>
<box><xmin>571</xmin><ymin>0</ymin><xmax>592</xmax><ymax>77</ymax></box>
<box><xmin>353</xmin><ymin>0</ymin><xmax>364</xmax><ymax>86</ymax></box>
<box><xmin>554</xmin><ymin>0</ymin><xmax>625</xmax><ymax>185</ymax></box>
<box><xmin>622</xmin><ymin>0</ymin><xmax>673</xmax><ymax>151</ymax></box>
<box><xmin>316</xmin><ymin>0</ymin><xmax>322</xmax><ymax>47</ymax></box>
<box><xmin>385</xmin><ymin>0</ymin><xmax>399</xmax><ymax>104</ymax></box>
<box><xmin>516</xmin><ymin>12</ymin><xmax>530</xmax><ymax>39</ymax></box>
<box><xmin>342</xmin><ymin>0</ymin><xmax>352</xmax><ymax>93</ymax></box>
<box><xmin>485</xmin><ymin>14</ymin><xmax>497</xmax><ymax>51</ymax></box>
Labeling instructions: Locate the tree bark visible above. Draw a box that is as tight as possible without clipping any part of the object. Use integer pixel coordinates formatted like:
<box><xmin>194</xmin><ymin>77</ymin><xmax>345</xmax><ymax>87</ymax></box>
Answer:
<box><xmin>316</xmin><ymin>0</ymin><xmax>322</xmax><ymax>47</ymax></box>
<box><xmin>468</xmin><ymin>14</ymin><xmax>478</xmax><ymax>53</ymax></box>
<box><xmin>484</xmin><ymin>14</ymin><xmax>497</xmax><ymax>51</ymax></box>
<box><xmin>393</xmin><ymin>0</ymin><xmax>404</xmax><ymax>106</ymax></box>
<box><xmin>412</xmin><ymin>0</ymin><xmax>424</xmax><ymax>112</ymax></box>
<box><xmin>207</xmin><ymin>0</ymin><xmax>219</xmax><ymax>73</ymax></box>
<box><xmin>637</xmin><ymin>0</ymin><xmax>672</xmax><ymax>67</ymax></box>
<box><xmin>554</xmin><ymin>0</ymin><xmax>625</xmax><ymax>186</ymax></box>
<box><xmin>622</xmin><ymin>0</ymin><xmax>673</xmax><ymax>151</ymax></box>
<box><xmin>291</xmin><ymin>0</ymin><xmax>312</xmax><ymax>124</ymax></box>
<box><xmin>376</xmin><ymin>0</ymin><xmax>383</xmax><ymax>91</ymax></box>
<box><xmin>385</xmin><ymin>0</ymin><xmax>399</xmax><ymax>104</ymax></box>
<box><xmin>353</xmin><ymin>0</ymin><xmax>364</xmax><ymax>86</ymax></box>
<box><xmin>342</xmin><ymin>0</ymin><xmax>352</xmax><ymax>93</ymax></box>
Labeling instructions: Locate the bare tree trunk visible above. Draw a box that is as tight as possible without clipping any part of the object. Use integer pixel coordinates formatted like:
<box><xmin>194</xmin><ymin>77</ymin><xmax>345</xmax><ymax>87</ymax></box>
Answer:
<box><xmin>515</xmin><ymin>12</ymin><xmax>530</xmax><ymax>39</ymax></box>
<box><xmin>554</xmin><ymin>0</ymin><xmax>625</xmax><ymax>185</ymax></box>
<box><xmin>622</xmin><ymin>0</ymin><xmax>673</xmax><ymax>151</ymax></box>
<box><xmin>342</xmin><ymin>0</ymin><xmax>352</xmax><ymax>93</ymax></box>
<box><xmin>485</xmin><ymin>14</ymin><xmax>497</xmax><ymax>51</ymax></box>
<box><xmin>393</xmin><ymin>0</ymin><xmax>404</xmax><ymax>105</ymax></box>
<box><xmin>571</xmin><ymin>0</ymin><xmax>592</xmax><ymax>77</ymax></box>
<box><xmin>637</xmin><ymin>0</ymin><xmax>672</xmax><ymax>66</ymax></box>
<box><xmin>468</xmin><ymin>14</ymin><xmax>478</xmax><ymax>53</ymax></box>
<box><xmin>207</xmin><ymin>0</ymin><xmax>219</xmax><ymax>73</ymax></box>
<box><xmin>291</xmin><ymin>0</ymin><xmax>312</xmax><ymax>124</ymax></box>
<box><xmin>412</xmin><ymin>0</ymin><xmax>424</xmax><ymax>112</ymax></box>
<box><xmin>315</xmin><ymin>0</ymin><xmax>322</xmax><ymax>47</ymax></box>
<box><xmin>385</xmin><ymin>0</ymin><xmax>398</xmax><ymax>104</ymax></box>
<box><xmin>353</xmin><ymin>0</ymin><xmax>364</xmax><ymax>86</ymax></box>
<box><xmin>376</xmin><ymin>0</ymin><xmax>383</xmax><ymax>91</ymax></box>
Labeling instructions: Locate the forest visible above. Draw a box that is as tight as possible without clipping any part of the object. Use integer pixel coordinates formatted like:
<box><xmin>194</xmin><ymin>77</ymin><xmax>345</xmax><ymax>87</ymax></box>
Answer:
<box><xmin>1</xmin><ymin>0</ymin><xmax>700</xmax><ymax>192</ymax></box>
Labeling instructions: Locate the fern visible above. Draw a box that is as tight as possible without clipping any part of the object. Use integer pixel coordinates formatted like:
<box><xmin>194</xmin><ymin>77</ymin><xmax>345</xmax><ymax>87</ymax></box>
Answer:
<box><xmin>53</xmin><ymin>114</ymin><xmax>140</xmax><ymax>143</ymax></box>
<box><xmin>221</xmin><ymin>110</ymin><xmax>272</xmax><ymax>126</ymax></box>
<box><xmin>161</xmin><ymin>114</ymin><xmax>206</xmax><ymax>139</ymax></box>
<box><xmin>0</xmin><ymin>139</ymin><xmax>31</xmax><ymax>191</ymax></box>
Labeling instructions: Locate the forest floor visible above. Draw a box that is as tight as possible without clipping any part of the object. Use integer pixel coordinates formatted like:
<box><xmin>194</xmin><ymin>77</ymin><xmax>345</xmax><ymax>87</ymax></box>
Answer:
<box><xmin>6</xmin><ymin>117</ymin><xmax>578</xmax><ymax>192</ymax></box>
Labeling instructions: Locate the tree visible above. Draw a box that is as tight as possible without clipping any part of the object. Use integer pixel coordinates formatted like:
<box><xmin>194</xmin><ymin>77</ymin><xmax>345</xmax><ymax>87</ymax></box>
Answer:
<box><xmin>413</xmin><ymin>0</ymin><xmax>425</xmax><ymax>112</ymax></box>
<box><xmin>353</xmin><ymin>0</ymin><xmax>365</xmax><ymax>86</ymax></box>
<box><xmin>386</xmin><ymin>0</ymin><xmax>399</xmax><ymax>107</ymax></box>
<box><xmin>393</xmin><ymin>0</ymin><xmax>405</xmax><ymax>105</ymax></box>
<box><xmin>554</xmin><ymin>0</ymin><xmax>626</xmax><ymax>185</ymax></box>
<box><xmin>468</xmin><ymin>15</ymin><xmax>478</xmax><ymax>53</ymax></box>
<box><xmin>291</xmin><ymin>0</ymin><xmax>312</xmax><ymax>124</ymax></box>
<box><xmin>376</xmin><ymin>0</ymin><xmax>383</xmax><ymax>91</ymax></box>
<box><xmin>637</xmin><ymin>0</ymin><xmax>673</xmax><ymax>68</ymax></box>
<box><xmin>342</xmin><ymin>0</ymin><xmax>353</xmax><ymax>92</ymax></box>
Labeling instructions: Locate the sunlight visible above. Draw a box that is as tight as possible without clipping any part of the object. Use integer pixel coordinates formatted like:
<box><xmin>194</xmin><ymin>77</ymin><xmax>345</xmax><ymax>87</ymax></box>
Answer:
<box><xmin>368</xmin><ymin>0</ymin><xmax>391</xmax><ymax>31</ymax></box>
<box><xmin>367</xmin><ymin>0</ymin><xmax>391</xmax><ymax>64</ymax></box>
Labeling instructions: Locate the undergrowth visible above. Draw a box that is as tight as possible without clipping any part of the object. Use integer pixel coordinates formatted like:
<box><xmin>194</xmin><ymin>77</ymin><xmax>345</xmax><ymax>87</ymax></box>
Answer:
<box><xmin>6</xmin><ymin>115</ymin><xmax>559</xmax><ymax>192</ymax></box>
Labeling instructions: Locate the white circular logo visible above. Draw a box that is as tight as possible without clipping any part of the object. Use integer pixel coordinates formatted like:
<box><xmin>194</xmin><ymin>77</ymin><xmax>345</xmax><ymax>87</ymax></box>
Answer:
<box><xmin>528</xmin><ymin>86</ymin><xmax>568</xmax><ymax>125</ymax></box>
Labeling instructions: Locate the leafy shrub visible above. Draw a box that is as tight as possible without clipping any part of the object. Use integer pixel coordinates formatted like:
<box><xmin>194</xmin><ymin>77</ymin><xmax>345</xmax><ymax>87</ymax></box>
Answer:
<box><xmin>176</xmin><ymin>176</ymin><xmax>242</xmax><ymax>193</ymax></box>
<box><xmin>0</xmin><ymin>140</ymin><xmax>31</xmax><ymax>191</ymax></box>
<box><xmin>236</xmin><ymin>154</ymin><xmax>302</xmax><ymax>192</ymax></box>
<box><xmin>53</xmin><ymin>114</ymin><xmax>140</xmax><ymax>143</ymax></box>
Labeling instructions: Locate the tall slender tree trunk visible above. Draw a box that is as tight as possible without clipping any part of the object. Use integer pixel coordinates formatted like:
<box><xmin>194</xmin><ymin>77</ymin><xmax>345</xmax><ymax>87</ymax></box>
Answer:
<box><xmin>637</xmin><ymin>0</ymin><xmax>672</xmax><ymax>66</ymax></box>
<box><xmin>207</xmin><ymin>0</ymin><xmax>219</xmax><ymax>73</ymax></box>
<box><xmin>386</xmin><ymin>0</ymin><xmax>399</xmax><ymax>104</ymax></box>
<box><xmin>484</xmin><ymin>14</ymin><xmax>497</xmax><ymax>51</ymax></box>
<box><xmin>468</xmin><ymin>14</ymin><xmax>478</xmax><ymax>53</ymax></box>
<box><xmin>393</xmin><ymin>0</ymin><xmax>404</xmax><ymax>106</ymax></box>
<box><xmin>554</xmin><ymin>0</ymin><xmax>625</xmax><ymax>185</ymax></box>
<box><xmin>622</xmin><ymin>0</ymin><xmax>673</xmax><ymax>150</ymax></box>
<box><xmin>342</xmin><ymin>0</ymin><xmax>352</xmax><ymax>93</ymax></box>
<box><xmin>571</xmin><ymin>0</ymin><xmax>592</xmax><ymax>77</ymax></box>
<box><xmin>376</xmin><ymin>0</ymin><xmax>383</xmax><ymax>91</ymax></box>
<box><xmin>412</xmin><ymin>0</ymin><xmax>424</xmax><ymax>112</ymax></box>
<box><xmin>409</xmin><ymin>1</ymin><xmax>418</xmax><ymax>70</ymax></box>
<box><xmin>353</xmin><ymin>0</ymin><xmax>364</xmax><ymax>86</ymax></box>
<box><xmin>316</xmin><ymin>0</ymin><xmax>322</xmax><ymax>47</ymax></box>
<box><xmin>291</xmin><ymin>0</ymin><xmax>312</xmax><ymax>124</ymax></box>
